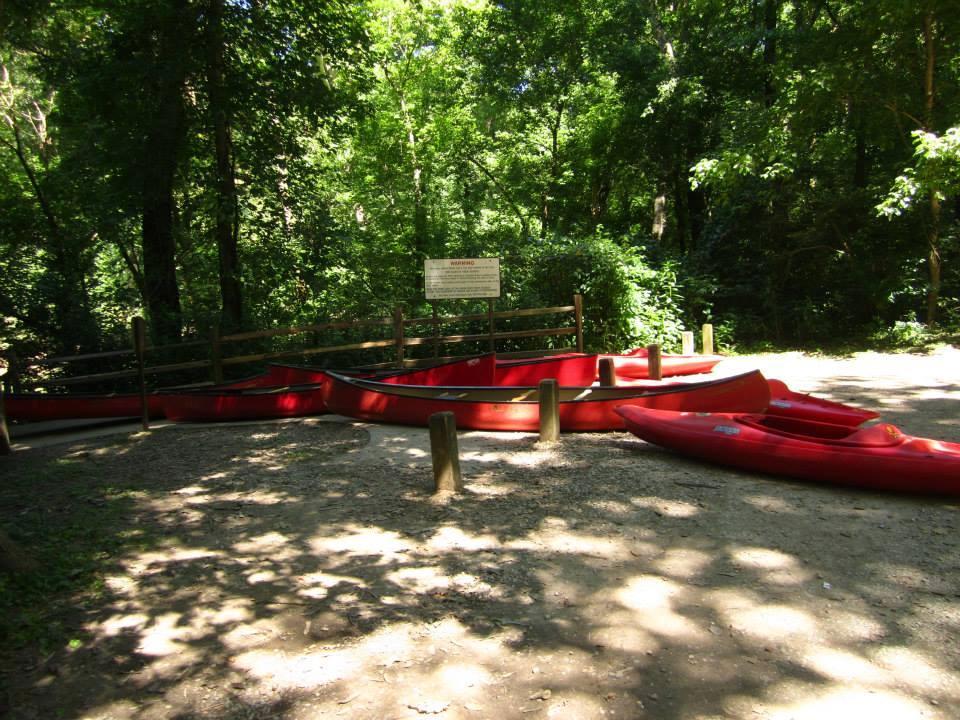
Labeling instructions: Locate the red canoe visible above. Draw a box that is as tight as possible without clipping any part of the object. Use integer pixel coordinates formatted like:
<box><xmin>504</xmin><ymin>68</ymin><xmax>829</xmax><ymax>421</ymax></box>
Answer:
<box><xmin>161</xmin><ymin>383</ymin><xmax>328</xmax><ymax>422</ymax></box>
<box><xmin>603</xmin><ymin>349</ymin><xmax>723</xmax><ymax>379</ymax></box>
<box><xmin>494</xmin><ymin>354</ymin><xmax>599</xmax><ymax>386</ymax></box>
<box><xmin>322</xmin><ymin>369</ymin><xmax>771</xmax><ymax>432</ymax></box>
<box><xmin>615</xmin><ymin>405</ymin><xmax>960</xmax><ymax>495</ymax></box>
<box><xmin>3</xmin><ymin>391</ymin><xmax>166</xmax><ymax>421</ymax></box>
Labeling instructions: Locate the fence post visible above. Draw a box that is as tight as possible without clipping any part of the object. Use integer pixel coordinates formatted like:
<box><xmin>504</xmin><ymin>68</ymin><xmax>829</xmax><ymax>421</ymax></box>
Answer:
<box><xmin>681</xmin><ymin>331</ymin><xmax>695</xmax><ymax>355</ymax></box>
<box><xmin>131</xmin><ymin>316</ymin><xmax>150</xmax><ymax>430</ymax></box>
<box><xmin>210</xmin><ymin>322</ymin><xmax>224</xmax><ymax>384</ymax></box>
<box><xmin>702</xmin><ymin>323</ymin><xmax>714</xmax><ymax>356</ymax></box>
<box><xmin>538</xmin><ymin>378</ymin><xmax>560</xmax><ymax>442</ymax></box>
<box><xmin>598</xmin><ymin>357</ymin><xmax>617</xmax><ymax>387</ymax></box>
<box><xmin>393</xmin><ymin>306</ymin><xmax>405</xmax><ymax>368</ymax></box>
<box><xmin>487</xmin><ymin>298</ymin><xmax>496</xmax><ymax>353</ymax></box>
<box><xmin>5</xmin><ymin>350</ymin><xmax>20</xmax><ymax>393</ymax></box>
<box><xmin>646</xmin><ymin>343</ymin><xmax>662</xmax><ymax>381</ymax></box>
<box><xmin>0</xmin><ymin>372</ymin><xmax>10</xmax><ymax>455</ymax></box>
<box><xmin>573</xmin><ymin>294</ymin><xmax>584</xmax><ymax>353</ymax></box>
<box><xmin>431</xmin><ymin>302</ymin><xmax>440</xmax><ymax>360</ymax></box>
<box><xmin>429</xmin><ymin>411</ymin><xmax>462</xmax><ymax>494</ymax></box>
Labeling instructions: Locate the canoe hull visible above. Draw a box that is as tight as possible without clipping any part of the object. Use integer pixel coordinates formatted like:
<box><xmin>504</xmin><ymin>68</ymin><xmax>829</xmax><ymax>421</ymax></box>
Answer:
<box><xmin>4</xmin><ymin>392</ymin><xmax>165</xmax><ymax>421</ymax></box>
<box><xmin>616</xmin><ymin>406</ymin><xmax>960</xmax><ymax>494</ymax></box>
<box><xmin>161</xmin><ymin>384</ymin><xmax>328</xmax><ymax>422</ymax></box>
<box><xmin>323</xmin><ymin>370</ymin><xmax>770</xmax><ymax>432</ymax></box>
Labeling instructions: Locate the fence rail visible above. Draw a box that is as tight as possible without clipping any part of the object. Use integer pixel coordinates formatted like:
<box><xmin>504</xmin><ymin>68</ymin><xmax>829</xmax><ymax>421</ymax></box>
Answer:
<box><xmin>5</xmin><ymin>296</ymin><xmax>585</xmax><ymax>393</ymax></box>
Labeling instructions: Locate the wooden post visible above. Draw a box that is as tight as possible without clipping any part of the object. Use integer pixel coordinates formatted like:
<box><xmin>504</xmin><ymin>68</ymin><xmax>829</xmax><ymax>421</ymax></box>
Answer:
<box><xmin>429</xmin><ymin>411</ymin><xmax>462</xmax><ymax>494</ymax></box>
<box><xmin>681</xmin><ymin>331</ymin><xmax>695</xmax><ymax>355</ymax></box>
<box><xmin>5</xmin><ymin>350</ymin><xmax>20</xmax><ymax>393</ymax></box>
<box><xmin>131</xmin><ymin>316</ymin><xmax>150</xmax><ymax>430</ymax></box>
<box><xmin>0</xmin><ymin>377</ymin><xmax>10</xmax><ymax>455</ymax></box>
<box><xmin>598</xmin><ymin>357</ymin><xmax>616</xmax><ymax>387</ymax></box>
<box><xmin>210</xmin><ymin>322</ymin><xmax>224</xmax><ymax>384</ymax></box>
<box><xmin>431</xmin><ymin>302</ymin><xmax>440</xmax><ymax>360</ymax></box>
<box><xmin>538</xmin><ymin>378</ymin><xmax>560</xmax><ymax>442</ymax></box>
<box><xmin>573</xmin><ymin>293</ymin><xmax>584</xmax><ymax>353</ymax></box>
<box><xmin>487</xmin><ymin>298</ymin><xmax>496</xmax><ymax>353</ymax></box>
<box><xmin>393</xmin><ymin>306</ymin><xmax>405</xmax><ymax>368</ymax></box>
<box><xmin>702</xmin><ymin>323</ymin><xmax>714</xmax><ymax>355</ymax></box>
<box><xmin>646</xmin><ymin>343</ymin><xmax>662</xmax><ymax>381</ymax></box>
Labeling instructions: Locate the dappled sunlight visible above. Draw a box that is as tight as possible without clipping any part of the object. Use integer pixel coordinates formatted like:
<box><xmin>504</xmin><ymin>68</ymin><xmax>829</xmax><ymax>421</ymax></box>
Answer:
<box><xmin>630</xmin><ymin>495</ymin><xmax>701</xmax><ymax>517</ymax></box>
<box><xmin>764</xmin><ymin>687</ymin><xmax>934</xmax><ymax>720</ymax></box>
<box><xmin>874</xmin><ymin>646</ymin><xmax>958</xmax><ymax>694</ymax></box>
<box><xmin>425</xmin><ymin>525</ymin><xmax>502</xmax><ymax>552</ymax></box>
<box><xmin>730</xmin><ymin>545</ymin><xmax>812</xmax><ymax>586</ymax></box>
<box><xmin>609</xmin><ymin>575</ymin><xmax>707</xmax><ymax>642</ymax></box>
<box><xmin>653</xmin><ymin>547</ymin><xmax>712</xmax><ymax>580</ymax></box>
<box><xmin>724</xmin><ymin>603</ymin><xmax>818</xmax><ymax>641</ymax></box>
<box><xmin>309</xmin><ymin>524</ymin><xmax>414</xmax><ymax>560</ymax></box>
<box><xmin>233</xmin><ymin>531</ymin><xmax>296</xmax><ymax>557</ymax></box>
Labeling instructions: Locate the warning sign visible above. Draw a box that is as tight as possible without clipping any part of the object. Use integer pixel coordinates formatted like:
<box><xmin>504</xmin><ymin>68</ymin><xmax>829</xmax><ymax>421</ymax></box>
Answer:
<box><xmin>425</xmin><ymin>258</ymin><xmax>501</xmax><ymax>300</ymax></box>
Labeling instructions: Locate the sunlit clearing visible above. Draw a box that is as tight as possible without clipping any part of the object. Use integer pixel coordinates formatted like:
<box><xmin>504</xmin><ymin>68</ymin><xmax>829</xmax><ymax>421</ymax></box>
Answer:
<box><xmin>766</xmin><ymin>688</ymin><xmax>933</xmax><ymax>720</ymax></box>
<box><xmin>98</xmin><ymin>612</ymin><xmax>149</xmax><ymax>637</ymax></box>
<box><xmin>800</xmin><ymin>647</ymin><xmax>888</xmax><ymax>684</ymax></box>
<box><xmin>511</xmin><ymin>525</ymin><xmax>627</xmax><ymax>558</ymax></box>
<box><xmin>294</xmin><ymin>571</ymin><xmax>365</xmax><ymax>600</ymax></box>
<box><xmin>874</xmin><ymin>646</ymin><xmax>956</xmax><ymax>692</ymax></box>
<box><xmin>173</xmin><ymin>485</ymin><xmax>208</xmax><ymax>495</ymax></box>
<box><xmin>426</xmin><ymin>526</ymin><xmax>501</xmax><ymax>552</ymax></box>
<box><xmin>654</xmin><ymin>548</ymin><xmax>712</xmax><ymax>579</ymax></box>
<box><xmin>611</xmin><ymin>575</ymin><xmax>704</xmax><ymax>641</ymax></box>
<box><xmin>743</xmin><ymin>494</ymin><xmax>797</xmax><ymax>513</ymax></box>
<box><xmin>463</xmin><ymin>447</ymin><xmax>559</xmax><ymax>467</ymax></box>
<box><xmin>630</xmin><ymin>496</ymin><xmax>700</xmax><ymax>517</ymax></box>
<box><xmin>137</xmin><ymin>612</ymin><xmax>204</xmax><ymax>661</ymax></box>
<box><xmin>725</xmin><ymin>604</ymin><xmax>817</xmax><ymax>641</ymax></box>
<box><xmin>730</xmin><ymin>546</ymin><xmax>811</xmax><ymax>586</ymax></box>
<box><xmin>310</xmin><ymin>524</ymin><xmax>413</xmax><ymax>561</ymax></box>
<box><xmin>233</xmin><ymin>531</ymin><xmax>295</xmax><ymax>557</ymax></box>
<box><xmin>434</xmin><ymin>663</ymin><xmax>494</xmax><ymax>693</ymax></box>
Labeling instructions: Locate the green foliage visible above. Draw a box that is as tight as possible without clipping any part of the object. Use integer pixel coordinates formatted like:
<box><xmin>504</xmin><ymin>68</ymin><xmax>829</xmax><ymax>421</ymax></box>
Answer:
<box><xmin>2</xmin><ymin>0</ymin><xmax>960</xmax><ymax>363</ymax></box>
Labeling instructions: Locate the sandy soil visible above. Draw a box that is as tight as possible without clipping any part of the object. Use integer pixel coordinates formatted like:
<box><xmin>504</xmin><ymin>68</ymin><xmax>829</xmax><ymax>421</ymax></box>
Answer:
<box><xmin>2</xmin><ymin>349</ymin><xmax>959</xmax><ymax>720</ymax></box>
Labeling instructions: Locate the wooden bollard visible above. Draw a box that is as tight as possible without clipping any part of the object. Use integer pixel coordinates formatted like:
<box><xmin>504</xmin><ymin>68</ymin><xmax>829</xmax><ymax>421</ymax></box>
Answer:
<box><xmin>598</xmin><ymin>357</ymin><xmax>617</xmax><ymax>387</ymax></box>
<box><xmin>0</xmin><ymin>384</ymin><xmax>10</xmax><ymax>455</ymax></box>
<box><xmin>131</xmin><ymin>316</ymin><xmax>150</xmax><ymax>430</ymax></box>
<box><xmin>646</xmin><ymin>343</ymin><xmax>662</xmax><ymax>380</ymax></box>
<box><xmin>538</xmin><ymin>378</ymin><xmax>560</xmax><ymax>442</ymax></box>
<box><xmin>681</xmin><ymin>331</ymin><xmax>695</xmax><ymax>355</ymax></box>
<box><xmin>702</xmin><ymin>323</ymin><xmax>714</xmax><ymax>355</ymax></box>
<box><xmin>429</xmin><ymin>411</ymin><xmax>462</xmax><ymax>494</ymax></box>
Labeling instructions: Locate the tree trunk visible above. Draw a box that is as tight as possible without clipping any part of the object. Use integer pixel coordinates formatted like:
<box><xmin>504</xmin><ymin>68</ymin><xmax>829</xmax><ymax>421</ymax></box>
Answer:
<box><xmin>208</xmin><ymin>0</ymin><xmax>243</xmax><ymax>333</ymax></box>
<box><xmin>763</xmin><ymin>0</ymin><xmax>778</xmax><ymax>106</ymax></box>
<box><xmin>141</xmin><ymin>2</ymin><xmax>189</xmax><ymax>344</ymax></box>
<box><xmin>922</xmin><ymin>9</ymin><xmax>940</xmax><ymax>325</ymax></box>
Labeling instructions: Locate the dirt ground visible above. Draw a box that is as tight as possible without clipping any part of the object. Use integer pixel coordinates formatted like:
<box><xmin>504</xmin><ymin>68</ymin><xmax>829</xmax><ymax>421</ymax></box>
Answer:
<box><xmin>2</xmin><ymin>349</ymin><xmax>959</xmax><ymax>720</ymax></box>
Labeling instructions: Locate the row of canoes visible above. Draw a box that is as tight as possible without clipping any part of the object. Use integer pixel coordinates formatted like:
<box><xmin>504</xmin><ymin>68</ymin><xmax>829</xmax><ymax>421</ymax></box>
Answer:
<box><xmin>4</xmin><ymin>351</ymin><xmax>957</xmax><ymax>494</ymax></box>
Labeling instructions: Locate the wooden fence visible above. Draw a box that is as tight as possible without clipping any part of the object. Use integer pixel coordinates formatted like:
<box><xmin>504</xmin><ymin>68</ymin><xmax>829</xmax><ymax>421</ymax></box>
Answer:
<box><xmin>3</xmin><ymin>296</ymin><xmax>585</xmax><ymax>392</ymax></box>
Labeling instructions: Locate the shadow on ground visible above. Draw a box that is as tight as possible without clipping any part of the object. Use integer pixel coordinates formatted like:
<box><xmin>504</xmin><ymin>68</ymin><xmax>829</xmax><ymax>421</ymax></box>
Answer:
<box><xmin>1</xmin><ymin>361</ymin><xmax>959</xmax><ymax>720</ymax></box>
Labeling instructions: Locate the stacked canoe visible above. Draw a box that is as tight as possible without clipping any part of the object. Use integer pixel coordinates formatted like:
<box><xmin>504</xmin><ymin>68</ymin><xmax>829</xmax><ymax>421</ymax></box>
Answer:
<box><xmin>7</xmin><ymin>349</ymin><xmax>957</xmax><ymax>495</ymax></box>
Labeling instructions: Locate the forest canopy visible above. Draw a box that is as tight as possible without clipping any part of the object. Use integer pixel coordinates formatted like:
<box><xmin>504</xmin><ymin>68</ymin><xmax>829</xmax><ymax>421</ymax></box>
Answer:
<box><xmin>1</xmin><ymin>0</ymin><xmax>958</xmax><ymax>363</ymax></box>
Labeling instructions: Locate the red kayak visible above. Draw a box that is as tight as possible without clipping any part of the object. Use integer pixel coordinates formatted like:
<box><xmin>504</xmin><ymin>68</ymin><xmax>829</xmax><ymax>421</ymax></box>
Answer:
<box><xmin>615</xmin><ymin>405</ymin><xmax>960</xmax><ymax>495</ymax></box>
<box><xmin>765</xmin><ymin>379</ymin><xmax>878</xmax><ymax>426</ymax></box>
<box><xmin>161</xmin><ymin>383</ymin><xmax>328</xmax><ymax>422</ymax></box>
<box><xmin>3</xmin><ymin>391</ymin><xmax>166</xmax><ymax>421</ymax></box>
<box><xmin>322</xmin><ymin>369</ymin><xmax>770</xmax><ymax>432</ymax></box>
